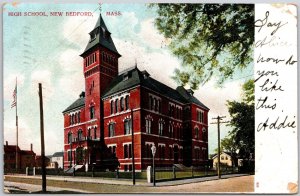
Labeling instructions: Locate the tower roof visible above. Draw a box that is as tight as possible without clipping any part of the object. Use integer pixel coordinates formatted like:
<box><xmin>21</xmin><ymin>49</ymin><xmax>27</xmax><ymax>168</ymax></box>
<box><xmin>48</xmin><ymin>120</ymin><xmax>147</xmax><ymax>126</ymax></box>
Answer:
<box><xmin>80</xmin><ymin>14</ymin><xmax>120</xmax><ymax>57</ymax></box>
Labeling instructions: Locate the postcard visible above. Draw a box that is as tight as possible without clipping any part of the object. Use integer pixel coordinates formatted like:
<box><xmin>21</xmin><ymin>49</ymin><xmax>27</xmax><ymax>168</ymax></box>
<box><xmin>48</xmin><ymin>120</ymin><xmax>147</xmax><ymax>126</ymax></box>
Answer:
<box><xmin>2</xmin><ymin>2</ymin><xmax>298</xmax><ymax>194</ymax></box>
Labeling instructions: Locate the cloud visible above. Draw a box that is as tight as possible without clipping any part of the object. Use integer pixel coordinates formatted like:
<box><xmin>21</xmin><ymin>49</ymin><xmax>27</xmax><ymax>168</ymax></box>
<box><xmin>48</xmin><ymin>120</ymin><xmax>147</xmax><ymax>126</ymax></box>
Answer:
<box><xmin>106</xmin><ymin>12</ymin><xmax>139</xmax><ymax>40</ymax></box>
<box><xmin>195</xmin><ymin>79</ymin><xmax>243</xmax><ymax>122</ymax></box>
<box><xmin>62</xmin><ymin>15</ymin><xmax>97</xmax><ymax>49</ymax></box>
<box><xmin>139</xmin><ymin>18</ymin><xmax>166</xmax><ymax>49</ymax></box>
<box><xmin>57</xmin><ymin>72</ymin><xmax>84</xmax><ymax>99</ymax></box>
<box><xmin>30</xmin><ymin>70</ymin><xmax>54</xmax><ymax>99</ymax></box>
<box><xmin>59</xmin><ymin>49</ymin><xmax>82</xmax><ymax>72</ymax></box>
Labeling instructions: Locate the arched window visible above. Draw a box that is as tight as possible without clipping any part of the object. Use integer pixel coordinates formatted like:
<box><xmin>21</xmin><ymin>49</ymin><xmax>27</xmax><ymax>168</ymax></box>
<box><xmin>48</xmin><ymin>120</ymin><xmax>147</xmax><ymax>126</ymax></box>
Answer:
<box><xmin>125</xmin><ymin>95</ymin><xmax>129</xmax><ymax>110</ymax></box>
<box><xmin>124</xmin><ymin>119</ymin><xmax>131</xmax><ymax>135</ymax></box>
<box><xmin>120</xmin><ymin>97</ymin><xmax>124</xmax><ymax>111</ymax></box>
<box><xmin>94</xmin><ymin>127</ymin><xmax>97</xmax><ymax>139</ymax></box>
<box><xmin>111</xmin><ymin>100</ymin><xmax>114</xmax><ymax>114</ymax></box>
<box><xmin>195</xmin><ymin>127</ymin><xmax>199</xmax><ymax>139</ymax></box>
<box><xmin>115</xmin><ymin>99</ymin><xmax>118</xmax><ymax>113</ymax></box>
<box><xmin>68</xmin><ymin>132</ymin><xmax>72</xmax><ymax>143</ymax></box>
<box><xmin>87</xmin><ymin>128</ymin><xmax>91</xmax><ymax>140</ymax></box>
<box><xmin>78</xmin><ymin>130</ymin><xmax>83</xmax><ymax>141</ymax></box>
<box><xmin>69</xmin><ymin>115</ymin><xmax>72</xmax><ymax>126</ymax></box>
<box><xmin>78</xmin><ymin>112</ymin><xmax>80</xmax><ymax>123</ymax></box>
<box><xmin>90</xmin><ymin>106</ymin><xmax>95</xmax><ymax>119</ymax></box>
<box><xmin>74</xmin><ymin>114</ymin><xmax>77</xmax><ymax>124</ymax></box>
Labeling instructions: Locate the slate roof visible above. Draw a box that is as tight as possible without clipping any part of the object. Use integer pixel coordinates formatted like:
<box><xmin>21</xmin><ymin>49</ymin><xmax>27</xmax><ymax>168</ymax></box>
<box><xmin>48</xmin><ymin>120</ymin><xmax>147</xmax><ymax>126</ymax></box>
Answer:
<box><xmin>52</xmin><ymin>152</ymin><xmax>64</xmax><ymax>157</ymax></box>
<box><xmin>102</xmin><ymin>67</ymin><xmax>209</xmax><ymax>110</ymax></box>
<box><xmin>80</xmin><ymin>14</ymin><xmax>120</xmax><ymax>57</ymax></box>
<box><xmin>63</xmin><ymin>96</ymin><xmax>85</xmax><ymax>113</ymax></box>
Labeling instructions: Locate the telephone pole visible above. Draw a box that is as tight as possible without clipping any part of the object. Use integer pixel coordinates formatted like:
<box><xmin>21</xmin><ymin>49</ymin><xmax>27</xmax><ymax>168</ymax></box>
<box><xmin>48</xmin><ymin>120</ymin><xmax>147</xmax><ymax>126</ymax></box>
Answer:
<box><xmin>38</xmin><ymin>83</ymin><xmax>46</xmax><ymax>192</ymax></box>
<box><xmin>211</xmin><ymin>116</ymin><xmax>228</xmax><ymax>179</ymax></box>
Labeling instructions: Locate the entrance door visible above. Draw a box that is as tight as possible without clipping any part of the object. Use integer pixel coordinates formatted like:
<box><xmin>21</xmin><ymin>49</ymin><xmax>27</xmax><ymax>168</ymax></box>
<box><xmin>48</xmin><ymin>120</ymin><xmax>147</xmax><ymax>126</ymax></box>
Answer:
<box><xmin>76</xmin><ymin>147</ymin><xmax>84</xmax><ymax>165</ymax></box>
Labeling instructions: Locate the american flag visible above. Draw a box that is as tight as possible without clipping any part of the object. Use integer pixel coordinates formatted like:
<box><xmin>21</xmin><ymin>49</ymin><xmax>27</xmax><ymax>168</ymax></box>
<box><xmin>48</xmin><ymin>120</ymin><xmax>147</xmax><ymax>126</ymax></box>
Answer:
<box><xmin>11</xmin><ymin>84</ymin><xmax>17</xmax><ymax>108</ymax></box>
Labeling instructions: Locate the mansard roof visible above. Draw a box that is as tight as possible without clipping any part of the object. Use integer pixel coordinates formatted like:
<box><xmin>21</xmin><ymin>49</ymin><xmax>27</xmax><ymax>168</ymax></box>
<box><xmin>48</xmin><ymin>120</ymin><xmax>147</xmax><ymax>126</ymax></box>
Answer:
<box><xmin>102</xmin><ymin>66</ymin><xmax>209</xmax><ymax>110</ymax></box>
<box><xmin>80</xmin><ymin>14</ymin><xmax>120</xmax><ymax>57</ymax></box>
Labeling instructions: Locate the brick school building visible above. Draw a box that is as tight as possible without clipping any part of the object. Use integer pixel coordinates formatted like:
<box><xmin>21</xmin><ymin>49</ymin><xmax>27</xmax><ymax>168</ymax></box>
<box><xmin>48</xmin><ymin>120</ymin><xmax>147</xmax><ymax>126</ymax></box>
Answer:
<box><xmin>63</xmin><ymin>14</ymin><xmax>209</xmax><ymax>172</ymax></box>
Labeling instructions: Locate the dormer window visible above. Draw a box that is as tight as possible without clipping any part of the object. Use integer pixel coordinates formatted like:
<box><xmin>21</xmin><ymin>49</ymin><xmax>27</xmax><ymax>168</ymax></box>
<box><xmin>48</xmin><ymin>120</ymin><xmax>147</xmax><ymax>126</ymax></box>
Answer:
<box><xmin>123</xmin><ymin>74</ymin><xmax>129</xmax><ymax>81</ymax></box>
<box><xmin>90</xmin><ymin>32</ymin><xmax>96</xmax><ymax>40</ymax></box>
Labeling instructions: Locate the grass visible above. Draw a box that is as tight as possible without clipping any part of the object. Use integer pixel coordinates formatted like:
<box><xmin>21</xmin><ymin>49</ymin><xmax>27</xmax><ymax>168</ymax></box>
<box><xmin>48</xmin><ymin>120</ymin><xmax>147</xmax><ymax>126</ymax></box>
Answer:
<box><xmin>155</xmin><ymin>169</ymin><xmax>238</xmax><ymax>181</ymax></box>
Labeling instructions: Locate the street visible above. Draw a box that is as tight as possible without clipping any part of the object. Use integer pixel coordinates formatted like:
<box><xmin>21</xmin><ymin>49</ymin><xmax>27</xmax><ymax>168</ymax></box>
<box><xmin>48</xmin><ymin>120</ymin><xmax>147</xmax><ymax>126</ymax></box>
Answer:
<box><xmin>4</xmin><ymin>174</ymin><xmax>254</xmax><ymax>193</ymax></box>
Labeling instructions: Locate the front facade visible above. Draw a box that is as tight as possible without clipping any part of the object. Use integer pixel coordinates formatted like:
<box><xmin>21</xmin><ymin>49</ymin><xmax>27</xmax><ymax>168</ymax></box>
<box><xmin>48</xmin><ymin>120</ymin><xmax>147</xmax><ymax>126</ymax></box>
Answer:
<box><xmin>63</xmin><ymin>14</ymin><xmax>209</xmax><ymax>172</ymax></box>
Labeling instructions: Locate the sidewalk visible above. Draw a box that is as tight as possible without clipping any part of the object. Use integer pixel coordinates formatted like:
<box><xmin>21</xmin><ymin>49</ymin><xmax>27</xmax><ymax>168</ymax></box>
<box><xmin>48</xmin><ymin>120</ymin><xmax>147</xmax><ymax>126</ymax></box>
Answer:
<box><xmin>4</xmin><ymin>173</ymin><xmax>249</xmax><ymax>187</ymax></box>
<box><xmin>155</xmin><ymin>173</ymin><xmax>249</xmax><ymax>186</ymax></box>
<box><xmin>4</xmin><ymin>181</ymin><xmax>93</xmax><ymax>193</ymax></box>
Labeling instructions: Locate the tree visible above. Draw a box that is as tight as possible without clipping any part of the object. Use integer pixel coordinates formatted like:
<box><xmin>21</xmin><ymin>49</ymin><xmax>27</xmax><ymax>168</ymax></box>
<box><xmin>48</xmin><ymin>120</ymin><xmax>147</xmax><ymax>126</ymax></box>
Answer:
<box><xmin>150</xmin><ymin>4</ymin><xmax>254</xmax><ymax>88</ymax></box>
<box><xmin>227</xmin><ymin>79</ymin><xmax>254</xmax><ymax>159</ymax></box>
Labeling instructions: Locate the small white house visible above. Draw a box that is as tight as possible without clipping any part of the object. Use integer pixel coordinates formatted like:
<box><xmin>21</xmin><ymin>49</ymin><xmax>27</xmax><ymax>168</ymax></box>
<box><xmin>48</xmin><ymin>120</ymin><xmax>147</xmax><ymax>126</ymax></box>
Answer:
<box><xmin>212</xmin><ymin>152</ymin><xmax>236</xmax><ymax>169</ymax></box>
<box><xmin>50</xmin><ymin>152</ymin><xmax>63</xmax><ymax>169</ymax></box>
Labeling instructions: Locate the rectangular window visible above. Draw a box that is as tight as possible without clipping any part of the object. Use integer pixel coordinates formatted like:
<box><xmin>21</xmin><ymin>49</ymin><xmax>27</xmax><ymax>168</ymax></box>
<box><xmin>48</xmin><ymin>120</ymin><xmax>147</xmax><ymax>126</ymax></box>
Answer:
<box><xmin>158</xmin><ymin>122</ymin><xmax>163</xmax><ymax>136</ymax></box>
<box><xmin>124</xmin><ymin>119</ymin><xmax>131</xmax><ymax>135</ymax></box>
<box><xmin>111</xmin><ymin>101</ymin><xmax>114</xmax><ymax>114</ymax></box>
<box><xmin>124</xmin><ymin>145</ymin><xmax>128</xmax><ymax>158</ymax></box>
<box><xmin>146</xmin><ymin>119</ymin><xmax>151</xmax><ymax>134</ymax></box>
<box><xmin>109</xmin><ymin>123</ymin><xmax>115</xmax><ymax>137</ymax></box>
<box><xmin>128</xmin><ymin>144</ymin><xmax>132</xmax><ymax>158</ymax></box>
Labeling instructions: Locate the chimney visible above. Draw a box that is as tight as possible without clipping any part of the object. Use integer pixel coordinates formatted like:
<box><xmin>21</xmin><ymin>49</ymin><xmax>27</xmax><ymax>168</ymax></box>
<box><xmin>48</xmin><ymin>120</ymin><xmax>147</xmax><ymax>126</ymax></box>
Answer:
<box><xmin>30</xmin><ymin>143</ymin><xmax>33</xmax><ymax>151</ymax></box>
<box><xmin>6</xmin><ymin>141</ymin><xmax>8</xmax><ymax>146</ymax></box>
<box><xmin>79</xmin><ymin>91</ymin><xmax>85</xmax><ymax>98</ymax></box>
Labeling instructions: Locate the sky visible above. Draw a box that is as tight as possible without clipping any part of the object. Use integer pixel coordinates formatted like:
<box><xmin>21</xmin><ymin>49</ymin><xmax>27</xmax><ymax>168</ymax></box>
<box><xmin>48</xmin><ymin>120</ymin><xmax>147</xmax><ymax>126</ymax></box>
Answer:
<box><xmin>3</xmin><ymin>3</ymin><xmax>253</xmax><ymax>156</ymax></box>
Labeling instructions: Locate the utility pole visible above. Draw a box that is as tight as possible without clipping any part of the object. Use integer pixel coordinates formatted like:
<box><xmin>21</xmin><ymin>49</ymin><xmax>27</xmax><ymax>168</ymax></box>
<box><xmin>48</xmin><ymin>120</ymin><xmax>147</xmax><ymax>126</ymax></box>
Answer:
<box><xmin>211</xmin><ymin>116</ymin><xmax>228</xmax><ymax>179</ymax></box>
<box><xmin>131</xmin><ymin>109</ymin><xmax>135</xmax><ymax>185</ymax></box>
<box><xmin>38</xmin><ymin>83</ymin><xmax>46</xmax><ymax>192</ymax></box>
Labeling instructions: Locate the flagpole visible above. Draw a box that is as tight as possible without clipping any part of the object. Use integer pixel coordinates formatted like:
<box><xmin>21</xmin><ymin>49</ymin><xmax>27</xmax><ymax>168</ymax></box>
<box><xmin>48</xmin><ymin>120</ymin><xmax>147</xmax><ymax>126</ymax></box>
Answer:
<box><xmin>15</xmin><ymin>78</ymin><xmax>19</xmax><ymax>171</ymax></box>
